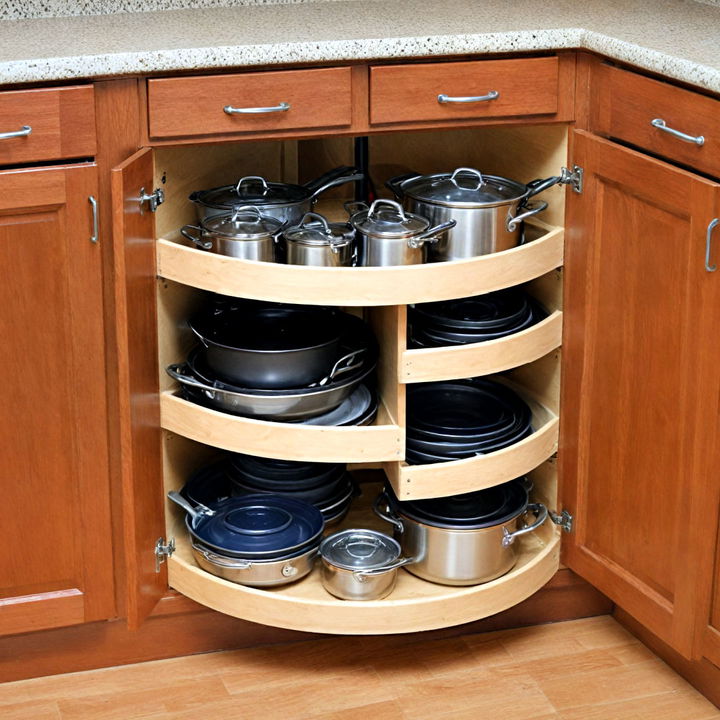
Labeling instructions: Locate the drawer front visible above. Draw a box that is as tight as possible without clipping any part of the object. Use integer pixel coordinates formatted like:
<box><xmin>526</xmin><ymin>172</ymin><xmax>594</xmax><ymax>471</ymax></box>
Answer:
<box><xmin>592</xmin><ymin>64</ymin><xmax>720</xmax><ymax>178</ymax></box>
<box><xmin>370</xmin><ymin>57</ymin><xmax>559</xmax><ymax>125</ymax></box>
<box><xmin>148</xmin><ymin>67</ymin><xmax>353</xmax><ymax>139</ymax></box>
<box><xmin>0</xmin><ymin>86</ymin><xmax>96</xmax><ymax>165</ymax></box>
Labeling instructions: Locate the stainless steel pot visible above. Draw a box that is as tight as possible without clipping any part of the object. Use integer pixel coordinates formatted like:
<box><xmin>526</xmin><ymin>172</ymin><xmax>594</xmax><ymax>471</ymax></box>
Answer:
<box><xmin>180</xmin><ymin>206</ymin><xmax>282</xmax><ymax>261</ymax></box>
<box><xmin>374</xmin><ymin>492</ymin><xmax>548</xmax><ymax>586</ymax></box>
<box><xmin>319</xmin><ymin>529</ymin><xmax>415</xmax><ymax>600</ymax></box>
<box><xmin>282</xmin><ymin>212</ymin><xmax>355</xmax><ymax>267</ymax></box>
<box><xmin>387</xmin><ymin>167</ymin><xmax>561</xmax><ymax>261</ymax></box>
<box><xmin>348</xmin><ymin>199</ymin><xmax>456</xmax><ymax>266</ymax></box>
<box><xmin>190</xmin><ymin>166</ymin><xmax>364</xmax><ymax>224</ymax></box>
<box><xmin>191</xmin><ymin>539</ymin><xmax>318</xmax><ymax>587</ymax></box>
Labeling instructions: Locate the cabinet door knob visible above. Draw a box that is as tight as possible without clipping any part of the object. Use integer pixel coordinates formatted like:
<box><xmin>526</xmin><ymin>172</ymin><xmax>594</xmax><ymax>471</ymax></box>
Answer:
<box><xmin>706</xmin><ymin>218</ymin><xmax>718</xmax><ymax>272</ymax></box>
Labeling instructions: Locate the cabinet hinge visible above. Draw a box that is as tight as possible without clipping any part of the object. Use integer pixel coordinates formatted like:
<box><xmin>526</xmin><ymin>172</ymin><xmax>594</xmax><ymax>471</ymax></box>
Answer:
<box><xmin>155</xmin><ymin>536</ymin><xmax>175</xmax><ymax>572</ymax></box>
<box><xmin>549</xmin><ymin>509</ymin><xmax>574</xmax><ymax>533</ymax></box>
<box><xmin>560</xmin><ymin>165</ymin><xmax>584</xmax><ymax>194</ymax></box>
<box><xmin>139</xmin><ymin>187</ymin><xmax>165</xmax><ymax>213</ymax></box>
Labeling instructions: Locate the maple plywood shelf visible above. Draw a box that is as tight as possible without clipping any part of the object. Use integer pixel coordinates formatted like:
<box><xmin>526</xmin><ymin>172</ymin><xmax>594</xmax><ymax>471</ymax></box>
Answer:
<box><xmin>166</xmin><ymin>488</ymin><xmax>560</xmax><ymax>635</ymax></box>
<box><xmin>160</xmin><ymin>392</ymin><xmax>403</xmax><ymax>463</ymax></box>
<box><xmin>155</xmin><ymin>221</ymin><xmax>563</xmax><ymax>307</ymax></box>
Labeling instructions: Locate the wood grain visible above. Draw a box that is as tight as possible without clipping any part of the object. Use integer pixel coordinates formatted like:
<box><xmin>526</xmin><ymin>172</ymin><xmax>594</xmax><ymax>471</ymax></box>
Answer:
<box><xmin>591</xmin><ymin>62</ymin><xmax>720</xmax><ymax>180</ymax></box>
<box><xmin>370</xmin><ymin>57</ymin><xmax>559</xmax><ymax>125</ymax></box>
<box><xmin>0</xmin><ymin>164</ymin><xmax>115</xmax><ymax>635</ymax></box>
<box><xmin>148</xmin><ymin>67</ymin><xmax>352</xmax><ymax>139</ymax></box>
<box><xmin>561</xmin><ymin>130</ymin><xmax>720</xmax><ymax>659</ymax></box>
<box><xmin>0</xmin><ymin>86</ymin><xmax>95</xmax><ymax>166</ymax></box>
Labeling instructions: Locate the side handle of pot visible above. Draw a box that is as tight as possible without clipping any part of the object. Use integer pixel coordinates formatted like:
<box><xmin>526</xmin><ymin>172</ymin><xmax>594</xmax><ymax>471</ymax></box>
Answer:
<box><xmin>373</xmin><ymin>493</ymin><xmax>405</xmax><ymax>534</ymax></box>
<box><xmin>180</xmin><ymin>224</ymin><xmax>213</xmax><ymax>250</ymax></box>
<box><xmin>354</xmin><ymin>556</ymin><xmax>415</xmax><ymax>581</ymax></box>
<box><xmin>385</xmin><ymin>172</ymin><xmax>422</xmax><ymax>199</ymax></box>
<box><xmin>166</xmin><ymin>363</ymin><xmax>217</xmax><ymax>399</ymax></box>
<box><xmin>506</xmin><ymin>201</ymin><xmax>548</xmax><ymax>233</ymax></box>
<box><xmin>408</xmin><ymin>219</ymin><xmax>457</xmax><ymax>248</ymax></box>
<box><xmin>501</xmin><ymin>503</ymin><xmax>548</xmax><ymax>547</ymax></box>
<box><xmin>305</xmin><ymin>166</ymin><xmax>365</xmax><ymax>199</ymax></box>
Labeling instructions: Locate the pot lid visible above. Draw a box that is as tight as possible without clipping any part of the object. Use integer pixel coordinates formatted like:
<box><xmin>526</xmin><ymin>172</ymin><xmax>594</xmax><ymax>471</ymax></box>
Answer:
<box><xmin>283</xmin><ymin>213</ymin><xmax>353</xmax><ymax>247</ymax></box>
<box><xmin>189</xmin><ymin>494</ymin><xmax>325</xmax><ymax>556</ymax></box>
<box><xmin>397</xmin><ymin>168</ymin><xmax>528</xmax><ymax>208</ymax></box>
<box><xmin>200</xmin><ymin>206</ymin><xmax>283</xmax><ymax>240</ymax></box>
<box><xmin>320</xmin><ymin>529</ymin><xmax>400</xmax><ymax>570</ymax></box>
<box><xmin>192</xmin><ymin>175</ymin><xmax>311</xmax><ymax>209</ymax></box>
<box><xmin>392</xmin><ymin>478</ymin><xmax>529</xmax><ymax>529</ymax></box>
<box><xmin>350</xmin><ymin>199</ymin><xmax>429</xmax><ymax>238</ymax></box>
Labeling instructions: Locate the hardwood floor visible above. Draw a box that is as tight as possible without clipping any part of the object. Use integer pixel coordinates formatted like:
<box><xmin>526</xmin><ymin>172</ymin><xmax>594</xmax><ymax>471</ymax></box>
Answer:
<box><xmin>1</xmin><ymin>616</ymin><xmax>718</xmax><ymax>719</ymax></box>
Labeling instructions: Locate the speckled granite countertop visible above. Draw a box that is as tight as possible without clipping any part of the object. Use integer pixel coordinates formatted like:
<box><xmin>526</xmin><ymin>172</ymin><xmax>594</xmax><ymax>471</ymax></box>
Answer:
<box><xmin>0</xmin><ymin>0</ymin><xmax>718</xmax><ymax>94</ymax></box>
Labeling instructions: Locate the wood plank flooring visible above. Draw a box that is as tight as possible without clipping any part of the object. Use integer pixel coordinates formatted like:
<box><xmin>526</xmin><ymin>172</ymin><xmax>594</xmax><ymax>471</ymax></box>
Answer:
<box><xmin>1</xmin><ymin>616</ymin><xmax>718</xmax><ymax>719</ymax></box>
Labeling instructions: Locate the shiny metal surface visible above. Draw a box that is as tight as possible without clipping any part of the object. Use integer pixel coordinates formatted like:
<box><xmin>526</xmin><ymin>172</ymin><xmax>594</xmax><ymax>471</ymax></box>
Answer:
<box><xmin>437</xmin><ymin>91</ymin><xmax>499</xmax><ymax>104</ymax></box>
<box><xmin>706</xmin><ymin>217</ymin><xmax>718</xmax><ymax>272</ymax></box>
<box><xmin>0</xmin><ymin>125</ymin><xmax>31</xmax><ymax>140</ymax></box>
<box><xmin>223</xmin><ymin>102</ymin><xmax>291</xmax><ymax>115</ymax></box>
<box><xmin>191</xmin><ymin>540</ymin><xmax>317</xmax><ymax>587</ymax></box>
<box><xmin>181</xmin><ymin>223</ymin><xmax>276</xmax><ymax>261</ymax></box>
<box><xmin>88</xmin><ymin>195</ymin><xmax>99</xmax><ymax>244</ymax></box>
<box><xmin>651</xmin><ymin>117</ymin><xmax>705</xmax><ymax>146</ymax></box>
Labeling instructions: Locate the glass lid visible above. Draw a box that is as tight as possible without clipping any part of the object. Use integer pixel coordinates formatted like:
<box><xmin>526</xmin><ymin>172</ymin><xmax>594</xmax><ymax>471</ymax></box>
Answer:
<box><xmin>201</xmin><ymin>206</ymin><xmax>282</xmax><ymax>239</ymax></box>
<box><xmin>351</xmin><ymin>199</ymin><xmax>429</xmax><ymax>238</ymax></box>
<box><xmin>399</xmin><ymin>168</ymin><xmax>528</xmax><ymax>207</ymax></box>
<box><xmin>195</xmin><ymin>175</ymin><xmax>310</xmax><ymax>208</ymax></box>
<box><xmin>320</xmin><ymin>529</ymin><xmax>400</xmax><ymax>570</ymax></box>
<box><xmin>283</xmin><ymin>212</ymin><xmax>353</xmax><ymax>247</ymax></box>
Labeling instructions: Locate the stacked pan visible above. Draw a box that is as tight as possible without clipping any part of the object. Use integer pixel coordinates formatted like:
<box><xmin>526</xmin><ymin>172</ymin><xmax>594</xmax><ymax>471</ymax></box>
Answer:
<box><xmin>409</xmin><ymin>288</ymin><xmax>547</xmax><ymax>348</ymax></box>
<box><xmin>406</xmin><ymin>378</ymin><xmax>533</xmax><ymax>464</ymax></box>
<box><xmin>166</xmin><ymin>298</ymin><xmax>378</xmax><ymax>423</ymax></box>
<box><xmin>181</xmin><ymin>455</ymin><xmax>356</xmax><ymax>525</ymax></box>
<box><xmin>168</xmin><ymin>490</ymin><xmax>324</xmax><ymax>588</ymax></box>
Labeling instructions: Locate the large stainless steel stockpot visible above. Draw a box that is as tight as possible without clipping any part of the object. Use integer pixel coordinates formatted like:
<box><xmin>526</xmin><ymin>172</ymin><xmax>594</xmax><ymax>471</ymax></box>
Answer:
<box><xmin>373</xmin><ymin>484</ymin><xmax>548</xmax><ymax>586</ymax></box>
<box><xmin>319</xmin><ymin>529</ymin><xmax>414</xmax><ymax>600</ymax></box>
<box><xmin>281</xmin><ymin>212</ymin><xmax>355</xmax><ymax>267</ymax></box>
<box><xmin>180</xmin><ymin>205</ymin><xmax>282</xmax><ymax>261</ymax></box>
<box><xmin>387</xmin><ymin>167</ymin><xmax>562</xmax><ymax>261</ymax></box>
<box><xmin>189</xmin><ymin>166</ymin><xmax>363</xmax><ymax>224</ymax></box>
<box><xmin>348</xmin><ymin>199</ymin><xmax>456</xmax><ymax>266</ymax></box>
<box><xmin>191</xmin><ymin>540</ymin><xmax>318</xmax><ymax>587</ymax></box>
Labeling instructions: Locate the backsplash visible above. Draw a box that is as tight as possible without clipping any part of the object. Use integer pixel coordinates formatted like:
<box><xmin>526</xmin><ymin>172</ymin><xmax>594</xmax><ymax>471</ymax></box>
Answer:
<box><xmin>0</xmin><ymin>0</ymin><xmax>340</xmax><ymax>21</ymax></box>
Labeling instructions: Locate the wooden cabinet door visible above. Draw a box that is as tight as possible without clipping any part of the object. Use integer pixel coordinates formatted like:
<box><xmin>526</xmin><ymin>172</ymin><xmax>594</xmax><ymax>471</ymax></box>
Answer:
<box><xmin>111</xmin><ymin>148</ymin><xmax>166</xmax><ymax>628</ymax></box>
<box><xmin>702</xmin><ymin>532</ymin><xmax>720</xmax><ymax>668</ymax></box>
<box><xmin>562</xmin><ymin>130</ymin><xmax>720</xmax><ymax>658</ymax></box>
<box><xmin>0</xmin><ymin>164</ymin><xmax>115</xmax><ymax>635</ymax></box>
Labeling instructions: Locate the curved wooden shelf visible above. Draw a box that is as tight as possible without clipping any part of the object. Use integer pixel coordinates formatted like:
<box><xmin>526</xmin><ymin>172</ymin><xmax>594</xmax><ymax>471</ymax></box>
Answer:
<box><xmin>156</xmin><ymin>221</ymin><xmax>563</xmax><ymax>307</ymax></box>
<box><xmin>160</xmin><ymin>391</ymin><xmax>404</xmax><ymax>463</ymax></box>
<box><xmin>384</xmin><ymin>395</ymin><xmax>558</xmax><ymax>501</ymax></box>
<box><xmin>167</xmin><ymin>500</ymin><xmax>559</xmax><ymax>635</ymax></box>
<box><xmin>402</xmin><ymin>310</ymin><xmax>563</xmax><ymax>383</ymax></box>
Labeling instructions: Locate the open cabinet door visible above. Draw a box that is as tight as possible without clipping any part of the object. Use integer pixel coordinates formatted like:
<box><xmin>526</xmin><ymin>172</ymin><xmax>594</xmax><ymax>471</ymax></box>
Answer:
<box><xmin>561</xmin><ymin>130</ymin><xmax>720</xmax><ymax>658</ymax></box>
<box><xmin>112</xmin><ymin>148</ymin><xmax>166</xmax><ymax>628</ymax></box>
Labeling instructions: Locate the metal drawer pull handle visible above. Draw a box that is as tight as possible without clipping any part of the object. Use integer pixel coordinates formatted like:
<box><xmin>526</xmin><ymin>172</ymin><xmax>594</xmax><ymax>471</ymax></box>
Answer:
<box><xmin>89</xmin><ymin>196</ymin><xmax>98</xmax><ymax>244</ymax></box>
<box><xmin>650</xmin><ymin>118</ymin><xmax>705</xmax><ymax>146</ymax></box>
<box><xmin>0</xmin><ymin>124</ymin><xmax>32</xmax><ymax>140</ymax></box>
<box><xmin>224</xmin><ymin>102</ymin><xmax>290</xmax><ymax>115</ymax></box>
<box><xmin>706</xmin><ymin>218</ymin><xmax>718</xmax><ymax>272</ymax></box>
<box><xmin>438</xmin><ymin>91</ymin><xmax>499</xmax><ymax>104</ymax></box>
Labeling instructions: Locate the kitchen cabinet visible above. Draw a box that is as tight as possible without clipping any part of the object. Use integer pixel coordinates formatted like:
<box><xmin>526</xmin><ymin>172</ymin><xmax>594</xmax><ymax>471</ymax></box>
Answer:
<box><xmin>0</xmin><ymin>163</ymin><xmax>115</xmax><ymax>635</ymax></box>
<box><xmin>561</xmin><ymin>129</ymin><xmax>720</xmax><ymax>658</ymax></box>
<box><xmin>704</xmin><ymin>536</ymin><xmax>720</xmax><ymax>668</ymax></box>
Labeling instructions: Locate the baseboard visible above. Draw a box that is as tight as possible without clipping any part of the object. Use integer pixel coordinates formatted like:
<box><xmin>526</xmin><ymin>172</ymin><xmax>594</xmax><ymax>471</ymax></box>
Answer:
<box><xmin>0</xmin><ymin>568</ymin><xmax>612</xmax><ymax>682</ymax></box>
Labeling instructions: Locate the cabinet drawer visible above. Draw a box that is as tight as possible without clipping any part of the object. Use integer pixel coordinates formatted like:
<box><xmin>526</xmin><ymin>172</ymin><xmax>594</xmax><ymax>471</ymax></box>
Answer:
<box><xmin>0</xmin><ymin>86</ymin><xmax>95</xmax><ymax>165</ymax></box>
<box><xmin>147</xmin><ymin>67</ymin><xmax>353</xmax><ymax>139</ymax></box>
<box><xmin>369</xmin><ymin>57</ymin><xmax>559</xmax><ymax>125</ymax></box>
<box><xmin>592</xmin><ymin>64</ymin><xmax>720</xmax><ymax>178</ymax></box>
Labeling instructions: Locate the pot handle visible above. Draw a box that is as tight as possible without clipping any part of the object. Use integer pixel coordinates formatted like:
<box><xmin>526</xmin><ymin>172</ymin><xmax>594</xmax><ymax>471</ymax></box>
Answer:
<box><xmin>354</xmin><ymin>556</ymin><xmax>415</xmax><ymax>581</ymax></box>
<box><xmin>450</xmin><ymin>167</ymin><xmax>485</xmax><ymax>190</ymax></box>
<box><xmin>180</xmin><ymin>224</ymin><xmax>213</xmax><ymax>250</ymax></box>
<box><xmin>167</xmin><ymin>490</ymin><xmax>216</xmax><ymax>522</ymax></box>
<box><xmin>230</xmin><ymin>205</ymin><xmax>263</xmax><ymax>221</ymax></box>
<box><xmin>408</xmin><ymin>219</ymin><xmax>457</xmax><ymax>248</ymax></box>
<box><xmin>506</xmin><ymin>201</ymin><xmax>548</xmax><ymax>233</ymax></box>
<box><xmin>367</xmin><ymin>198</ymin><xmax>407</xmax><ymax>220</ymax></box>
<box><xmin>304</xmin><ymin>166</ymin><xmax>365</xmax><ymax>200</ymax></box>
<box><xmin>165</xmin><ymin>363</ymin><xmax>217</xmax><ymax>399</ymax></box>
<box><xmin>373</xmin><ymin>492</ymin><xmax>405</xmax><ymax>534</ymax></box>
<box><xmin>385</xmin><ymin>171</ymin><xmax>422</xmax><ymax>198</ymax></box>
<box><xmin>344</xmin><ymin>200</ymin><xmax>368</xmax><ymax>217</ymax></box>
<box><xmin>525</xmin><ymin>174</ymin><xmax>562</xmax><ymax>199</ymax></box>
<box><xmin>310</xmin><ymin>348</ymin><xmax>366</xmax><ymax>387</ymax></box>
<box><xmin>501</xmin><ymin>503</ymin><xmax>548</xmax><ymax>547</ymax></box>
<box><xmin>235</xmin><ymin>175</ymin><xmax>269</xmax><ymax>195</ymax></box>
<box><xmin>297</xmin><ymin>211</ymin><xmax>331</xmax><ymax>232</ymax></box>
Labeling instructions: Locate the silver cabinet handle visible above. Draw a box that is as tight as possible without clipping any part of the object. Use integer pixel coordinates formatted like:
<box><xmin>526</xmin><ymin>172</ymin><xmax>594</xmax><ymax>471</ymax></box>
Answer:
<box><xmin>89</xmin><ymin>196</ymin><xmax>98</xmax><ymax>244</ymax></box>
<box><xmin>0</xmin><ymin>125</ymin><xmax>31</xmax><ymax>140</ymax></box>
<box><xmin>706</xmin><ymin>218</ymin><xmax>718</xmax><ymax>272</ymax></box>
<box><xmin>223</xmin><ymin>102</ymin><xmax>290</xmax><ymax>115</ymax></box>
<box><xmin>438</xmin><ymin>91</ymin><xmax>499</xmax><ymax>104</ymax></box>
<box><xmin>651</xmin><ymin>118</ymin><xmax>705</xmax><ymax>146</ymax></box>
